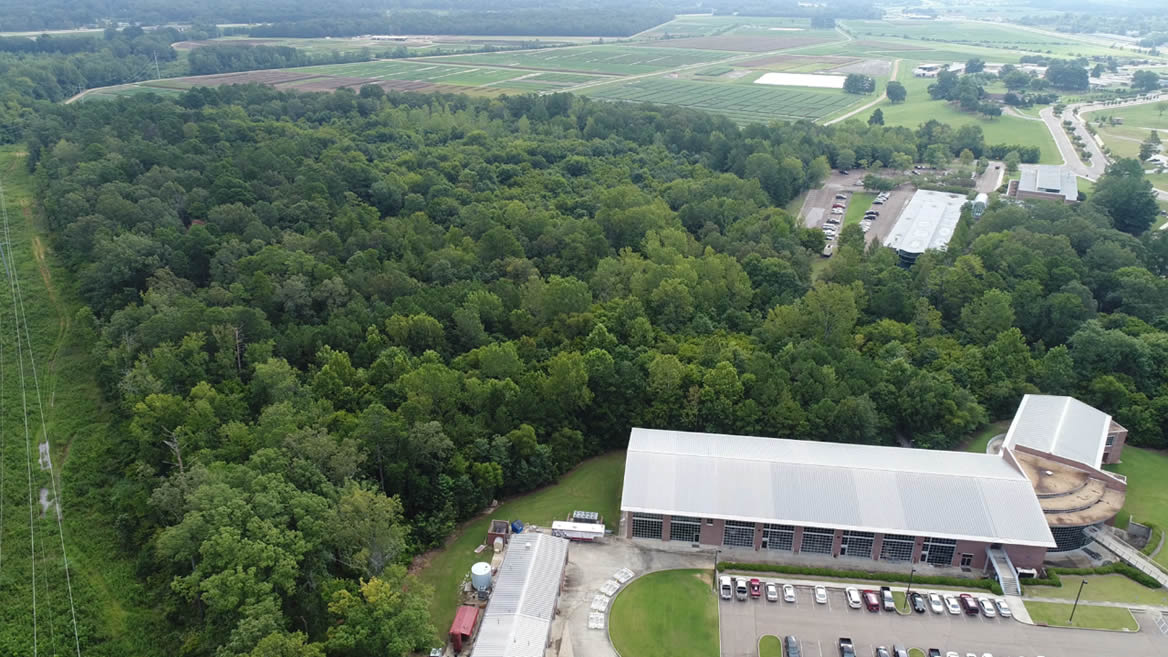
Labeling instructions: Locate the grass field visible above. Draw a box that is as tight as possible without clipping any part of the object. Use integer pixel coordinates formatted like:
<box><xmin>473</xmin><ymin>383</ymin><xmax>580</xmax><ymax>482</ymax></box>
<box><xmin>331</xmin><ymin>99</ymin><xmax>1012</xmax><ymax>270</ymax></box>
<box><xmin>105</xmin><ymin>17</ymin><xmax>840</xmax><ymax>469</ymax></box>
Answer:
<box><xmin>581</xmin><ymin>77</ymin><xmax>862</xmax><ymax>123</ymax></box>
<box><xmin>1026</xmin><ymin>575</ymin><xmax>1168</xmax><ymax>607</ymax></box>
<box><xmin>907</xmin><ymin>650</ymin><xmax>926</xmax><ymax>657</ymax></box>
<box><xmin>0</xmin><ymin>148</ymin><xmax>165</xmax><ymax>654</ymax></box>
<box><xmin>609</xmin><ymin>569</ymin><xmax>719</xmax><ymax>657</ymax></box>
<box><xmin>878</xmin><ymin>69</ymin><xmax>1061</xmax><ymax>164</ymax></box>
<box><xmin>415</xmin><ymin>450</ymin><xmax>625</xmax><ymax>637</ymax></box>
<box><xmin>840</xmin><ymin>20</ymin><xmax>1137</xmax><ymax>58</ymax></box>
<box><xmin>638</xmin><ymin>15</ymin><xmax>813</xmax><ymax>39</ymax></box>
<box><xmin>1026</xmin><ymin>601</ymin><xmax>1139</xmax><ymax>630</ymax></box>
<box><xmin>285</xmin><ymin>59</ymin><xmax>601</xmax><ymax>90</ymax></box>
<box><xmin>844</xmin><ymin>192</ymin><xmax>876</xmax><ymax>227</ymax></box>
<box><xmin>1106</xmin><ymin>447</ymin><xmax>1168</xmax><ymax>570</ymax></box>
<box><xmin>961</xmin><ymin>420</ymin><xmax>1010</xmax><ymax>454</ymax></box>
<box><xmin>424</xmin><ymin>45</ymin><xmax>737</xmax><ymax>75</ymax></box>
<box><xmin>758</xmin><ymin>635</ymin><xmax>783</xmax><ymax>657</ymax></box>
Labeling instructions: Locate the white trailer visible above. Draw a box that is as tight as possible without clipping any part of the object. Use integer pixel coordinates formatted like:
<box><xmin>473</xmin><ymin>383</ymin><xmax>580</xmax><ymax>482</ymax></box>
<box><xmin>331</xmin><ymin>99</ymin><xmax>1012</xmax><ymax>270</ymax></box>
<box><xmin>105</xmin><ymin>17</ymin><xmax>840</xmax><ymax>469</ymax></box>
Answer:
<box><xmin>551</xmin><ymin>521</ymin><xmax>605</xmax><ymax>542</ymax></box>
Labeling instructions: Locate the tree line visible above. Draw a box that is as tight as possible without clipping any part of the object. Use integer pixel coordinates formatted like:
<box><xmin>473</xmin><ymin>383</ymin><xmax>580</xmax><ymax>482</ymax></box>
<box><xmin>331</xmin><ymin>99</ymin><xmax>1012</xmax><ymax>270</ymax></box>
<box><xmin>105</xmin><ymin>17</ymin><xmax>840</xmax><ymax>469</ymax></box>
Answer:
<box><xmin>20</xmin><ymin>82</ymin><xmax>1168</xmax><ymax>655</ymax></box>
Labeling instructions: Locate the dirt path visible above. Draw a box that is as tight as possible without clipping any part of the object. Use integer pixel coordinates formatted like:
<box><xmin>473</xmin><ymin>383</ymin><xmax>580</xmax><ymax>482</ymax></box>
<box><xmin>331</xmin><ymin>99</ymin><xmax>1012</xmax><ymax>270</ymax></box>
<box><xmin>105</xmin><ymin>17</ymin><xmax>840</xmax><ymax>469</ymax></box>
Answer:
<box><xmin>824</xmin><ymin>58</ymin><xmax>900</xmax><ymax>125</ymax></box>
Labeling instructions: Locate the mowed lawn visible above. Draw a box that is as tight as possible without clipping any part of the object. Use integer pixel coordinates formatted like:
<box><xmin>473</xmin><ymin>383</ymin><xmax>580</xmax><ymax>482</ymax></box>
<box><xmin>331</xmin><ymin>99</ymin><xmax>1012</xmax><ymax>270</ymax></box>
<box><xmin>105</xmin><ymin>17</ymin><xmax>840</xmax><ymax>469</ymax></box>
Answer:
<box><xmin>1106</xmin><ymin>447</ymin><xmax>1168</xmax><ymax>570</ymax></box>
<box><xmin>758</xmin><ymin>635</ymin><xmax>783</xmax><ymax>657</ymax></box>
<box><xmin>1026</xmin><ymin>575</ymin><xmax>1168</xmax><ymax>607</ymax></box>
<box><xmin>424</xmin><ymin>45</ymin><xmax>736</xmax><ymax>75</ymax></box>
<box><xmin>581</xmin><ymin>77</ymin><xmax>862</xmax><ymax>123</ymax></box>
<box><xmin>843</xmin><ymin>192</ymin><xmax>876</xmax><ymax>227</ymax></box>
<box><xmin>961</xmin><ymin>420</ymin><xmax>1011</xmax><ymax>454</ymax></box>
<box><xmin>609</xmin><ymin>570</ymin><xmax>719</xmax><ymax>657</ymax></box>
<box><xmin>1026</xmin><ymin>601</ymin><xmax>1139</xmax><ymax>630</ymax></box>
<box><xmin>878</xmin><ymin>69</ymin><xmax>1061</xmax><ymax>164</ymax></box>
<box><xmin>414</xmin><ymin>450</ymin><xmax>625</xmax><ymax>637</ymax></box>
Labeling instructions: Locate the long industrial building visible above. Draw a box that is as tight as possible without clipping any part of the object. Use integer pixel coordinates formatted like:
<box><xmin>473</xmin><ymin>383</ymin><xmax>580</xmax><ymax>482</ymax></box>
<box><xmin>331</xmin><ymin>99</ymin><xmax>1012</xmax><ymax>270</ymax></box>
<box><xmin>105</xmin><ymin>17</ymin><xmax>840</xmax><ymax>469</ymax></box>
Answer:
<box><xmin>620</xmin><ymin>395</ymin><xmax>1126</xmax><ymax>590</ymax></box>
<box><xmin>471</xmin><ymin>532</ymin><xmax>569</xmax><ymax>657</ymax></box>
<box><xmin>882</xmin><ymin>189</ymin><xmax>968</xmax><ymax>267</ymax></box>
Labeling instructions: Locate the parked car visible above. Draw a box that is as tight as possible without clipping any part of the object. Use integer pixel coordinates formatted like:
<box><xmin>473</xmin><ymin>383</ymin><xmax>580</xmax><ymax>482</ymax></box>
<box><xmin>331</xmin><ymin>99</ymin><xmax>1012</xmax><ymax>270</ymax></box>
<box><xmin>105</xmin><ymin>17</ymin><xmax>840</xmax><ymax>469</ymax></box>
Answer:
<box><xmin>927</xmin><ymin>651</ymin><xmax>941</xmax><ymax>657</ymax></box>
<box><xmin>910</xmin><ymin>592</ymin><xmax>927</xmax><ymax>613</ymax></box>
<box><xmin>945</xmin><ymin>653</ymin><xmax>959</xmax><ymax>657</ymax></box>
<box><xmin>866</xmin><ymin>211</ymin><xmax>880</xmax><ymax>216</ymax></box>
<box><xmin>832</xmin><ymin>203</ymin><xmax>845</xmax><ymax>209</ymax></box>
<box><xmin>863</xmin><ymin>590</ymin><xmax>880</xmax><ymax>612</ymax></box>
<box><xmin>839</xmin><ymin>638</ymin><xmax>856</xmax><ymax>657</ymax></box>
<box><xmin>846</xmin><ymin>587</ymin><xmax>862</xmax><ymax>609</ymax></box>
<box><xmin>960</xmin><ymin>593</ymin><xmax>980</xmax><ymax>615</ymax></box>
<box><xmin>719</xmin><ymin>576</ymin><xmax>733</xmax><ymax>600</ymax></box>
<box><xmin>875</xmin><ymin>647</ymin><xmax>891</xmax><ymax>657</ymax></box>
<box><xmin>839</xmin><ymin>169</ymin><xmax>850</xmax><ymax>175</ymax></box>
<box><xmin>872</xmin><ymin>199</ymin><xmax>884</xmax><ymax>204</ymax></box>
<box><xmin>835</xmin><ymin>194</ymin><xmax>848</xmax><ymax>200</ymax></box>
<box><xmin>977</xmin><ymin>597</ymin><xmax>996</xmax><ymax>617</ymax></box>
<box><xmin>893</xmin><ymin>646</ymin><xmax>908</xmax><ymax>657</ymax></box>
<box><xmin>944</xmin><ymin>595</ymin><xmax>962</xmax><ymax>615</ymax></box>
<box><xmin>822</xmin><ymin>244</ymin><xmax>835</xmax><ymax>258</ymax></box>
<box><xmin>815</xmin><ymin>585</ymin><xmax>828</xmax><ymax>604</ymax></box>
<box><xmin>749</xmin><ymin>578</ymin><xmax>761</xmax><ymax>599</ymax></box>
<box><xmin>735</xmin><ymin>578</ymin><xmax>748</xmax><ymax>601</ymax></box>
<box><xmin>928</xmin><ymin>592</ymin><xmax>944</xmax><ymax>614</ymax></box>
<box><xmin>994</xmin><ymin>599</ymin><xmax>1011</xmax><ymax>617</ymax></box>
<box><xmin>880</xmin><ymin>586</ymin><xmax>895</xmax><ymax>611</ymax></box>
<box><xmin>786</xmin><ymin>636</ymin><xmax>802</xmax><ymax>657</ymax></box>
<box><xmin>783</xmin><ymin>583</ymin><xmax>796</xmax><ymax>603</ymax></box>
<box><xmin>766</xmin><ymin>582</ymin><xmax>779</xmax><ymax>602</ymax></box>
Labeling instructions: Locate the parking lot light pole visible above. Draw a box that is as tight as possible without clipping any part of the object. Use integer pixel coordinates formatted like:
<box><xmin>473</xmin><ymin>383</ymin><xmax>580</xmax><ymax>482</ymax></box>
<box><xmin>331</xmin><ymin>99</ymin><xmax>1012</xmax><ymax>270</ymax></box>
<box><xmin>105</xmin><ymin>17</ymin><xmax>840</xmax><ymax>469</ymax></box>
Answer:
<box><xmin>1069</xmin><ymin>579</ymin><xmax>1089</xmax><ymax>623</ymax></box>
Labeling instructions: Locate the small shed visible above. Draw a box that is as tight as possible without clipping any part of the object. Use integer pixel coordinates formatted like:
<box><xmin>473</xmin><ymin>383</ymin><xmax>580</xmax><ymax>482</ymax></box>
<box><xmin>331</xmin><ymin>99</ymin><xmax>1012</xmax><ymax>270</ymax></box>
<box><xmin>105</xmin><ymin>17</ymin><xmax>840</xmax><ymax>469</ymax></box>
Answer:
<box><xmin>487</xmin><ymin>519</ymin><xmax>510</xmax><ymax>548</ymax></box>
<box><xmin>450</xmin><ymin>605</ymin><xmax>480</xmax><ymax>653</ymax></box>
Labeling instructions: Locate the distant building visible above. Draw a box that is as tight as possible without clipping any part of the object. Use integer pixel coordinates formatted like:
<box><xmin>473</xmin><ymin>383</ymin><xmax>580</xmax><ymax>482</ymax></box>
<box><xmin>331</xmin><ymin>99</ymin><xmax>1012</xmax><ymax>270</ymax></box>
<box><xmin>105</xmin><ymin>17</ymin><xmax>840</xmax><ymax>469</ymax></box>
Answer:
<box><xmin>1012</xmin><ymin>165</ymin><xmax>1079</xmax><ymax>203</ymax></box>
<box><xmin>882</xmin><ymin>190</ymin><xmax>968</xmax><ymax>267</ymax></box>
<box><xmin>913</xmin><ymin>63</ymin><xmax>942</xmax><ymax>78</ymax></box>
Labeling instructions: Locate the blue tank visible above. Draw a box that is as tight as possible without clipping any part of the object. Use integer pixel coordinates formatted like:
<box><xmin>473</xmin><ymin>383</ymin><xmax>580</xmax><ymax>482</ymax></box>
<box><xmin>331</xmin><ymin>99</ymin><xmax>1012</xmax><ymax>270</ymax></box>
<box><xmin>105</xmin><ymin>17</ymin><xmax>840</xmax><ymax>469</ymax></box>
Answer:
<box><xmin>511</xmin><ymin>520</ymin><xmax>525</xmax><ymax>534</ymax></box>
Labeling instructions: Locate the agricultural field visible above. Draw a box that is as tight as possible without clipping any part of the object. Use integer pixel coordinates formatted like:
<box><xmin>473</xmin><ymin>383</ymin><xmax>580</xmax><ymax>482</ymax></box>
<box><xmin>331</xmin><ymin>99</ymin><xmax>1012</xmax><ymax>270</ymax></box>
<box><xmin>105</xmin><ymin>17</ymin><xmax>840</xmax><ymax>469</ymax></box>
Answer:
<box><xmin>172</xmin><ymin>34</ymin><xmax>589</xmax><ymax>56</ymax></box>
<box><xmin>580</xmin><ymin>77</ymin><xmax>860</xmax><ymax>123</ymax></box>
<box><xmin>636</xmin><ymin>14</ymin><xmax>814</xmax><ymax>39</ymax></box>
<box><xmin>840</xmin><ymin>19</ymin><xmax>1123</xmax><ymax>57</ymax></box>
<box><xmin>422</xmin><ymin>45</ymin><xmax>738</xmax><ymax>75</ymax></box>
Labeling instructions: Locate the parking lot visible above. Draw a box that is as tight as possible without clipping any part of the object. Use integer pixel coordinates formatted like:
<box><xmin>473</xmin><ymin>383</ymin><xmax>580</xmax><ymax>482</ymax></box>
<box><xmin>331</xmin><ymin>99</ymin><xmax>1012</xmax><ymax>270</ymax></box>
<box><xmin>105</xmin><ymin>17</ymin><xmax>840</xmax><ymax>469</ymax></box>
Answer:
<box><xmin>718</xmin><ymin>580</ymin><xmax>1168</xmax><ymax>657</ymax></box>
<box><xmin>797</xmin><ymin>172</ymin><xmax>912</xmax><ymax>248</ymax></box>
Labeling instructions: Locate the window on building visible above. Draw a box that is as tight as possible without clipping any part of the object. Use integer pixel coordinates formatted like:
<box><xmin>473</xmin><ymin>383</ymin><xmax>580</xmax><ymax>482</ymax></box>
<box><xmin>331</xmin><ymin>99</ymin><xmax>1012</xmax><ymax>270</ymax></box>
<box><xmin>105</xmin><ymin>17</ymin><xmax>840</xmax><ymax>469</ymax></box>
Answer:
<box><xmin>723</xmin><ymin>520</ymin><xmax>755</xmax><ymax>548</ymax></box>
<box><xmin>706</xmin><ymin>518</ymin><xmax>713</xmax><ymax>526</ymax></box>
<box><xmin>921</xmin><ymin>537</ymin><xmax>957</xmax><ymax>566</ymax></box>
<box><xmin>631</xmin><ymin>513</ymin><xmax>663</xmax><ymax>540</ymax></box>
<box><xmin>960</xmin><ymin>553</ymin><xmax>974</xmax><ymax>567</ymax></box>
<box><xmin>762</xmin><ymin>524</ymin><xmax>795</xmax><ymax>551</ymax></box>
<box><xmin>800</xmin><ymin>526</ymin><xmax>835</xmax><ymax>555</ymax></box>
<box><xmin>880</xmin><ymin>534</ymin><xmax>916</xmax><ymax>562</ymax></box>
<box><xmin>670</xmin><ymin>515</ymin><xmax>702</xmax><ymax>543</ymax></box>
<box><xmin>840</xmin><ymin>531</ymin><xmax>875</xmax><ymax>558</ymax></box>
<box><xmin>1106</xmin><ymin>435</ymin><xmax>1115</xmax><ymax>446</ymax></box>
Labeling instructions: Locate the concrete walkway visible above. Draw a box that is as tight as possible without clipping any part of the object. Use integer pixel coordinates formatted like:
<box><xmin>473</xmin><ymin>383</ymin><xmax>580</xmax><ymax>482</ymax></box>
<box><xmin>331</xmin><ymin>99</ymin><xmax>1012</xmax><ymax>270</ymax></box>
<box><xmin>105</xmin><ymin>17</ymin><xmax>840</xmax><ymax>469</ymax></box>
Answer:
<box><xmin>1086</xmin><ymin>527</ymin><xmax>1168</xmax><ymax>588</ymax></box>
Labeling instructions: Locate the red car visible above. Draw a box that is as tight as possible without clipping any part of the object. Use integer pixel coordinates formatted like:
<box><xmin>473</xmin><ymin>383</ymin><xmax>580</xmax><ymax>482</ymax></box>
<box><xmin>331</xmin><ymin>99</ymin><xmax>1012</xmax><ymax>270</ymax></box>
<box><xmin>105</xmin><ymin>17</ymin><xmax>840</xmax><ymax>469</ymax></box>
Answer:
<box><xmin>749</xmin><ymin>578</ymin><xmax>761</xmax><ymax>598</ymax></box>
<box><xmin>959</xmin><ymin>593</ymin><xmax>979</xmax><ymax>615</ymax></box>
<box><xmin>862</xmin><ymin>589</ymin><xmax>880</xmax><ymax>612</ymax></box>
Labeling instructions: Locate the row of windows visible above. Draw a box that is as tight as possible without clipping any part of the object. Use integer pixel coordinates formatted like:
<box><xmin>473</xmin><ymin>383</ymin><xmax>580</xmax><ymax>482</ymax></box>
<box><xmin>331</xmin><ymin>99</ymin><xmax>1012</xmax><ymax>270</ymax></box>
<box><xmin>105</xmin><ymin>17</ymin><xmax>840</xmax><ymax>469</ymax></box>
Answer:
<box><xmin>630</xmin><ymin>516</ymin><xmax>974</xmax><ymax>566</ymax></box>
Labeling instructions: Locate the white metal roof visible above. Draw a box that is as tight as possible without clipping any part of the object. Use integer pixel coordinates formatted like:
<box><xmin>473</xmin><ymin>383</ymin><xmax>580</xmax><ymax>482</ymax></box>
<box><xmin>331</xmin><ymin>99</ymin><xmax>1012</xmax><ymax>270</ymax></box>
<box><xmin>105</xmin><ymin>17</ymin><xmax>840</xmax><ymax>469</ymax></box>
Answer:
<box><xmin>1002</xmin><ymin>395</ymin><xmax>1111</xmax><ymax>469</ymax></box>
<box><xmin>621</xmin><ymin>428</ymin><xmax>1056</xmax><ymax>548</ymax></box>
<box><xmin>472</xmin><ymin>533</ymin><xmax>569</xmax><ymax>657</ymax></box>
<box><xmin>882</xmin><ymin>189</ymin><xmax>967</xmax><ymax>255</ymax></box>
<box><xmin>1018</xmin><ymin>165</ymin><xmax>1078</xmax><ymax>202</ymax></box>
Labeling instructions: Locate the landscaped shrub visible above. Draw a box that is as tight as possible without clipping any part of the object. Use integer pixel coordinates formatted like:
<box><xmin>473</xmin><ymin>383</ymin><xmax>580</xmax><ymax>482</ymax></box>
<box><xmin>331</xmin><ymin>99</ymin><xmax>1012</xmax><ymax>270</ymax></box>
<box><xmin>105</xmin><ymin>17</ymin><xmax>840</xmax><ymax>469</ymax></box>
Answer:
<box><xmin>716</xmin><ymin>561</ymin><xmax>1002</xmax><ymax>593</ymax></box>
<box><xmin>1045</xmin><ymin>564</ymin><xmax>1163</xmax><ymax>589</ymax></box>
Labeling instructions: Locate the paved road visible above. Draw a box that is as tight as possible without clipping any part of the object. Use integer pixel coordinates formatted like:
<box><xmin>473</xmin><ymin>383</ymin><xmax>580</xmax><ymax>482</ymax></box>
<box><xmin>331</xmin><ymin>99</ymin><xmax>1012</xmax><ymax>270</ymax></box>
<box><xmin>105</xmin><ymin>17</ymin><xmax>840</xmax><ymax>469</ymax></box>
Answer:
<box><xmin>1039</xmin><ymin>105</ymin><xmax>1107</xmax><ymax>180</ymax></box>
<box><xmin>719</xmin><ymin>583</ymin><xmax>1168</xmax><ymax>657</ymax></box>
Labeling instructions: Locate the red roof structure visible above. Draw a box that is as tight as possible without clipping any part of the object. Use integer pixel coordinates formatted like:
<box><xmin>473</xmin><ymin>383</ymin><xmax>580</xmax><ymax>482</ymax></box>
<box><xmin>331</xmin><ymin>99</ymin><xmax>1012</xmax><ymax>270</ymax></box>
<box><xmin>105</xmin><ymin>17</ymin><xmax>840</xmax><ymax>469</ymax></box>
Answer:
<box><xmin>449</xmin><ymin>605</ymin><xmax>479</xmax><ymax>652</ymax></box>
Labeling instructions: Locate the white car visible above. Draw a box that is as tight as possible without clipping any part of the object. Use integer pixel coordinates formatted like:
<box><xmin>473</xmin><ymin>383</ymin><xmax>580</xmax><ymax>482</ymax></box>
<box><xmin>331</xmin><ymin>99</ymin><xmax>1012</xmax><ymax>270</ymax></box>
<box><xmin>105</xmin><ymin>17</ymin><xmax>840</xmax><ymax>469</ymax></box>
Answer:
<box><xmin>995</xmin><ymin>599</ymin><xmax>1011</xmax><ymax>617</ymax></box>
<box><xmin>928</xmin><ymin>592</ymin><xmax>944</xmax><ymax>613</ymax></box>
<box><xmin>946</xmin><ymin>653</ymin><xmax>959</xmax><ymax>657</ymax></box>
<box><xmin>978</xmin><ymin>597</ymin><xmax>996</xmax><ymax>617</ymax></box>
<box><xmin>783</xmin><ymin>584</ymin><xmax>796</xmax><ymax>603</ymax></box>
<box><xmin>944</xmin><ymin>595</ymin><xmax>962</xmax><ymax>615</ymax></box>
<box><xmin>814</xmin><ymin>585</ymin><xmax>828</xmax><ymax>604</ymax></box>
<box><xmin>766</xmin><ymin>582</ymin><xmax>779</xmax><ymax>602</ymax></box>
<box><xmin>846</xmin><ymin>587</ymin><xmax>862</xmax><ymax>609</ymax></box>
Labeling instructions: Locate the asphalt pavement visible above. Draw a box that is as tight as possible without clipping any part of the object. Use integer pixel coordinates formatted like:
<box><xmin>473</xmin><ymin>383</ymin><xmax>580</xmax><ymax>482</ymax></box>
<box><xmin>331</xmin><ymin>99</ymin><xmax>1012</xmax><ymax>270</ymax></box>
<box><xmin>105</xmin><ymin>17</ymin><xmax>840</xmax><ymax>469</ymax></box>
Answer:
<box><xmin>719</xmin><ymin>582</ymin><xmax>1168</xmax><ymax>657</ymax></box>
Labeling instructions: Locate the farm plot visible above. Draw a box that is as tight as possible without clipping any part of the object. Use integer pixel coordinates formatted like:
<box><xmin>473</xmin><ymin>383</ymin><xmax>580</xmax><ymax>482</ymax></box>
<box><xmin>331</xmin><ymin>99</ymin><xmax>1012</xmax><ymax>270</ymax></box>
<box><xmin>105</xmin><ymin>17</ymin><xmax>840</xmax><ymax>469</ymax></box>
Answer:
<box><xmin>638</xmin><ymin>15</ymin><xmax>810</xmax><ymax>39</ymax></box>
<box><xmin>580</xmin><ymin>77</ymin><xmax>860</xmax><ymax>123</ymax></box>
<box><xmin>421</xmin><ymin>45</ymin><xmax>736</xmax><ymax>75</ymax></box>
<box><xmin>644</xmin><ymin>34</ymin><xmax>837</xmax><ymax>52</ymax></box>
<box><xmin>736</xmin><ymin>54</ymin><xmax>859</xmax><ymax>72</ymax></box>
<box><xmin>288</xmin><ymin>60</ymin><xmax>538</xmax><ymax>86</ymax></box>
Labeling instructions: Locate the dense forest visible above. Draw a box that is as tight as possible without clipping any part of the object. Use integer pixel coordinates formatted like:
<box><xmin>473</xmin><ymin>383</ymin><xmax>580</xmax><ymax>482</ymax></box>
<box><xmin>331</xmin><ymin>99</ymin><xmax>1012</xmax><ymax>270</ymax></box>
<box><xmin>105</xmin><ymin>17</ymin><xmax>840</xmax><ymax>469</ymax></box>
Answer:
<box><xmin>18</xmin><ymin>82</ymin><xmax>1168</xmax><ymax>655</ymax></box>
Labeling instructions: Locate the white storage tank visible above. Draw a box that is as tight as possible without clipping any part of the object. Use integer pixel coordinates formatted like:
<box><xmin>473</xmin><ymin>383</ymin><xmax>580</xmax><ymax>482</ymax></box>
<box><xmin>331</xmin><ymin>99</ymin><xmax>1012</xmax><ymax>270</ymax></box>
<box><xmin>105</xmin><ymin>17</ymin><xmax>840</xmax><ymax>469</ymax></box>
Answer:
<box><xmin>471</xmin><ymin>562</ymin><xmax>492</xmax><ymax>592</ymax></box>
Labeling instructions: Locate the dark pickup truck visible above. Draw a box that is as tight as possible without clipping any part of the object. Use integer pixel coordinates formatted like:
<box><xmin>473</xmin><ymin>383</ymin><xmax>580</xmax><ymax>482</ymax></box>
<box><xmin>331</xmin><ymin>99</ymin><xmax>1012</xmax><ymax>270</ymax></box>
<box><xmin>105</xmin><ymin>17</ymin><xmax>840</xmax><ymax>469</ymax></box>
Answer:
<box><xmin>838</xmin><ymin>638</ymin><xmax>856</xmax><ymax>657</ymax></box>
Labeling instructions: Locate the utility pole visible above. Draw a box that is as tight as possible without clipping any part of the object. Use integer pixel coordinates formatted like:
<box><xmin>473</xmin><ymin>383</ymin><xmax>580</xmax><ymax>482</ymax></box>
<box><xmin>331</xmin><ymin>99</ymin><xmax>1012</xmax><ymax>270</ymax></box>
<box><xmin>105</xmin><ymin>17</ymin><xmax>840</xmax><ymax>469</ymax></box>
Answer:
<box><xmin>1068</xmin><ymin>578</ymin><xmax>1088</xmax><ymax>623</ymax></box>
<box><xmin>904</xmin><ymin>566</ymin><xmax>916</xmax><ymax>611</ymax></box>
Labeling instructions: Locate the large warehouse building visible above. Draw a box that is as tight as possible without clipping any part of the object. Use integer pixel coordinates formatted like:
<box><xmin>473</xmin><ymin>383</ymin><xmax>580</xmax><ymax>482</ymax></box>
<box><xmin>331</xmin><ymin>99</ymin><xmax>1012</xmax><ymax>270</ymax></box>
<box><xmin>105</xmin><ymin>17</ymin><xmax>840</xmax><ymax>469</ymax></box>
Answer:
<box><xmin>620</xmin><ymin>395</ymin><xmax>1126</xmax><ymax>589</ymax></box>
<box><xmin>882</xmin><ymin>189</ymin><xmax>967</xmax><ymax>267</ymax></box>
<box><xmin>471</xmin><ymin>532</ymin><xmax>569</xmax><ymax>657</ymax></box>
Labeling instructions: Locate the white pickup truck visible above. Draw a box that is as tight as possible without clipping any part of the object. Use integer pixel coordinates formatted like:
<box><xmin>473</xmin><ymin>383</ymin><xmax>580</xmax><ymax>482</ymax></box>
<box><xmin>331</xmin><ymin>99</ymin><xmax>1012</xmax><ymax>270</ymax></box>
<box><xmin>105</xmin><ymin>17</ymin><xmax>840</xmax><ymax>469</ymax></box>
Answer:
<box><xmin>719</xmin><ymin>576</ymin><xmax>733</xmax><ymax>600</ymax></box>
